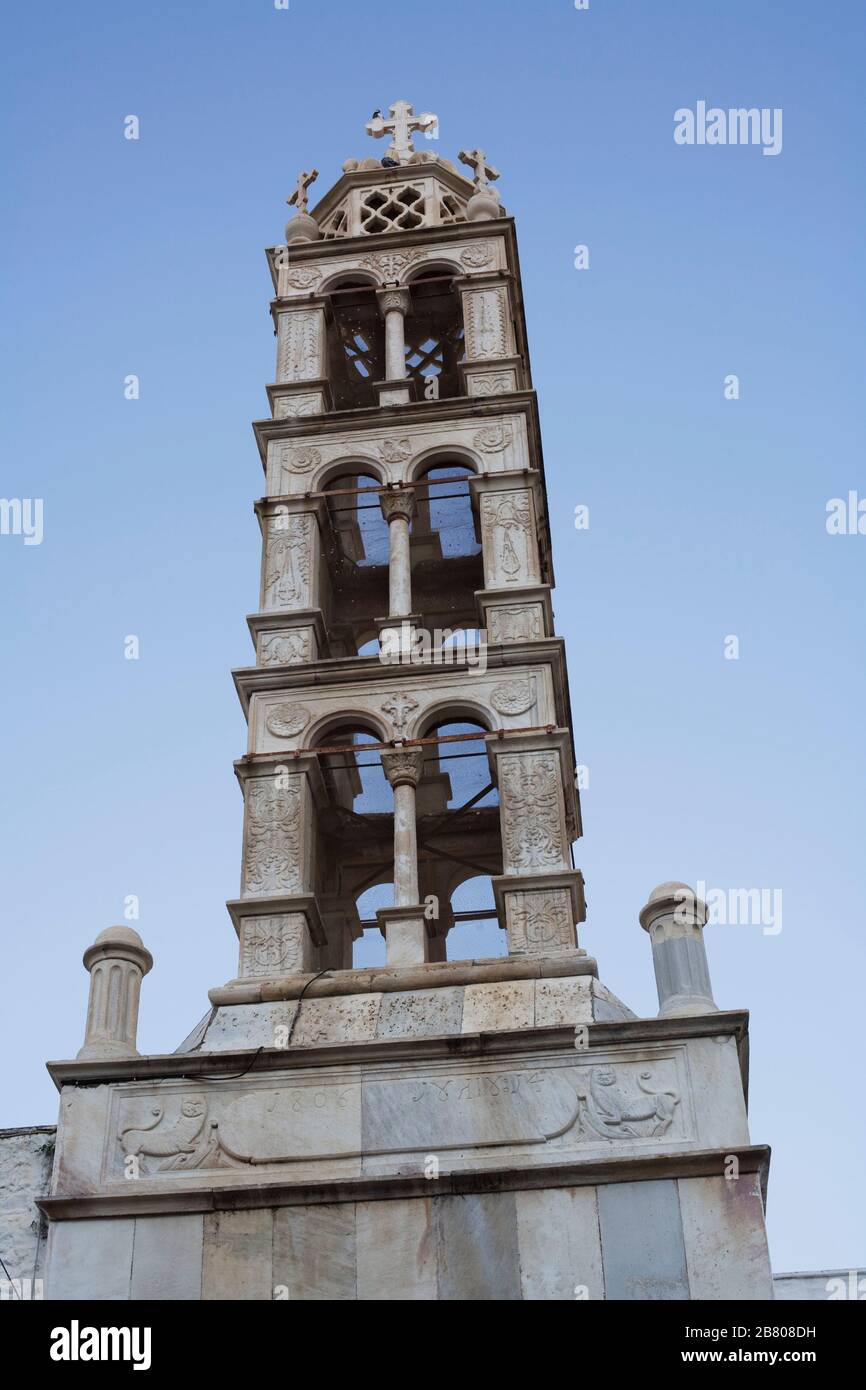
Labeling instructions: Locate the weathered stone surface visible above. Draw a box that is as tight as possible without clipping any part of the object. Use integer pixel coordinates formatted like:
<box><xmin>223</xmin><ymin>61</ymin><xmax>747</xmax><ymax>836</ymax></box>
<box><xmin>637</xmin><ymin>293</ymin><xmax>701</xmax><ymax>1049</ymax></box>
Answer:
<box><xmin>273</xmin><ymin>1204</ymin><xmax>356</xmax><ymax>1300</ymax></box>
<box><xmin>590</xmin><ymin>979</ymin><xmax>636</xmax><ymax>1022</ymax></box>
<box><xmin>201</xmin><ymin>1210</ymin><xmax>274</xmax><ymax>1300</ymax></box>
<box><xmin>47</xmin><ymin>1217</ymin><xmax>135</xmax><ymax>1300</ymax></box>
<box><xmin>678</xmin><ymin>1175</ymin><xmax>773</xmax><ymax>1300</ymax></box>
<box><xmin>292</xmin><ymin>994</ymin><xmax>382</xmax><ymax>1047</ymax></box>
<box><xmin>205</xmin><ymin>1002</ymin><xmax>297</xmax><ymax>1052</ymax></box>
<box><xmin>0</xmin><ymin>1128</ymin><xmax>53</xmax><ymax>1286</ymax></box>
<box><xmin>461</xmin><ymin>981</ymin><xmax>534</xmax><ymax>1033</ymax></box>
<box><xmin>686</xmin><ymin>1035</ymin><xmax>750</xmax><ymax>1149</ymax></box>
<box><xmin>436</xmin><ymin>1192</ymin><xmax>521</xmax><ymax>1300</ymax></box>
<box><xmin>534</xmin><ymin>976</ymin><xmax>593</xmax><ymax>1027</ymax></box>
<box><xmin>130</xmin><ymin>1215</ymin><xmax>204</xmax><ymax>1300</ymax></box>
<box><xmin>375</xmin><ymin>987</ymin><xmax>464</xmax><ymax>1039</ymax></box>
<box><xmin>597</xmin><ymin>1178</ymin><xmax>689</xmax><ymax>1300</ymax></box>
<box><xmin>516</xmin><ymin>1186</ymin><xmax>604</xmax><ymax>1300</ymax></box>
<box><xmin>356</xmin><ymin>1199</ymin><xmax>437</xmax><ymax>1300</ymax></box>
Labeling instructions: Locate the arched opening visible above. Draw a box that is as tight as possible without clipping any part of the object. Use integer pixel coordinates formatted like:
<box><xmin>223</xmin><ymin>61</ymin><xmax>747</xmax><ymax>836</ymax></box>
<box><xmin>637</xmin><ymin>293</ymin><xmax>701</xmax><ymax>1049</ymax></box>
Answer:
<box><xmin>412</xmin><ymin>461</ymin><xmax>483</xmax><ymax>637</ymax></box>
<box><xmin>415</xmin><ymin>717</ymin><xmax>503</xmax><ymax>961</ymax></box>
<box><xmin>404</xmin><ymin>268</ymin><xmax>464</xmax><ymax>400</ymax></box>
<box><xmin>313</xmin><ymin>724</ymin><xmax>395</xmax><ymax>970</ymax></box>
<box><xmin>322</xmin><ymin>472</ymin><xmax>390</xmax><ymax>657</ymax></box>
<box><xmin>326</xmin><ymin>279</ymin><xmax>384</xmax><ymax>410</ymax></box>
<box><xmin>447</xmin><ymin>876</ymin><xmax>507</xmax><ymax>961</ymax></box>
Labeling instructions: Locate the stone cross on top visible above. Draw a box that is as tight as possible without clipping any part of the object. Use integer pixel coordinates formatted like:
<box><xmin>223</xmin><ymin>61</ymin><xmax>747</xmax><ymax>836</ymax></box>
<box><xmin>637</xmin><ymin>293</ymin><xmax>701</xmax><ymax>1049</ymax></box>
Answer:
<box><xmin>459</xmin><ymin>148</ymin><xmax>500</xmax><ymax>190</ymax></box>
<box><xmin>287</xmin><ymin>168</ymin><xmax>318</xmax><ymax>214</ymax></box>
<box><xmin>366</xmin><ymin>100</ymin><xmax>438</xmax><ymax>164</ymax></box>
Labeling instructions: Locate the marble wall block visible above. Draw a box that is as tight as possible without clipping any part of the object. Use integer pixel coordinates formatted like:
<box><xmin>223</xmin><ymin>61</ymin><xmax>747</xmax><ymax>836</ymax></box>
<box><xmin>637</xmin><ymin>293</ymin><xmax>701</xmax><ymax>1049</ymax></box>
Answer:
<box><xmin>597</xmin><ymin>1178</ymin><xmax>690</xmax><ymax>1300</ymax></box>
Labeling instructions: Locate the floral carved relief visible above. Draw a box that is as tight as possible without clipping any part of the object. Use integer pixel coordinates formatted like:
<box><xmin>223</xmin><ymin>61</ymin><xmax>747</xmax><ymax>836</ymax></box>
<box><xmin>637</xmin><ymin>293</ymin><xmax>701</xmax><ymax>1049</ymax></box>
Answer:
<box><xmin>243</xmin><ymin>778</ymin><xmax>303</xmax><ymax>895</ymax></box>
<box><xmin>481</xmin><ymin>493</ymin><xmax>533</xmax><ymax>584</ymax></box>
<box><xmin>264</xmin><ymin>703</ymin><xmax>311</xmax><ymax>738</ymax></box>
<box><xmin>464</xmin><ymin>288</ymin><xmax>507</xmax><ymax>359</ymax></box>
<box><xmin>263</xmin><ymin>515</ymin><xmax>312</xmax><ymax>609</ymax></box>
<box><xmin>473</xmin><ymin>423</ymin><xmax>513</xmax><ymax>453</ymax></box>
<box><xmin>259</xmin><ymin>631</ymin><xmax>311</xmax><ymax>667</ymax></box>
<box><xmin>499</xmin><ymin>751</ymin><xmax>566</xmax><ymax>871</ymax></box>
<box><xmin>279</xmin><ymin>311</ymin><xmax>319</xmax><ymax>381</ymax></box>
<box><xmin>241</xmin><ymin>915</ymin><xmax>309</xmax><ymax>977</ymax></box>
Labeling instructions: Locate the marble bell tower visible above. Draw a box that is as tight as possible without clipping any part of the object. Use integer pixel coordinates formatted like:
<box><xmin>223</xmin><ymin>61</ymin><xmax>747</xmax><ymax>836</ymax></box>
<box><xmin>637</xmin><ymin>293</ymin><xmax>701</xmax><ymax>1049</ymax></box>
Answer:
<box><xmin>41</xmin><ymin>102</ymin><xmax>775</xmax><ymax>1301</ymax></box>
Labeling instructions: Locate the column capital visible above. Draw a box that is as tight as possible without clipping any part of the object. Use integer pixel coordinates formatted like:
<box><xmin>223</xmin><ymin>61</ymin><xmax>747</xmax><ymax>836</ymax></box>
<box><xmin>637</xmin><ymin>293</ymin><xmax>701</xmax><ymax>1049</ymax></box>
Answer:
<box><xmin>376</xmin><ymin>286</ymin><xmax>411</xmax><ymax>316</ymax></box>
<box><xmin>381</xmin><ymin>747</ymin><xmax>425</xmax><ymax>788</ymax></box>
<box><xmin>379</xmin><ymin>486</ymin><xmax>416</xmax><ymax>524</ymax></box>
<box><xmin>82</xmin><ymin>925</ymin><xmax>153</xmax><ymax>977</ymax></box>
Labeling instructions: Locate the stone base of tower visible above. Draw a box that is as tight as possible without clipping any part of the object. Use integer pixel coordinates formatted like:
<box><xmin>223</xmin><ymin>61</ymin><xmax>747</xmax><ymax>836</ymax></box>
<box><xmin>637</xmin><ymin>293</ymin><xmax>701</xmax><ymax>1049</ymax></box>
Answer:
<box><xmin>39</xmin><ymin>990</ymin><xmax>774</xmax><ymax>1300</ymax></box>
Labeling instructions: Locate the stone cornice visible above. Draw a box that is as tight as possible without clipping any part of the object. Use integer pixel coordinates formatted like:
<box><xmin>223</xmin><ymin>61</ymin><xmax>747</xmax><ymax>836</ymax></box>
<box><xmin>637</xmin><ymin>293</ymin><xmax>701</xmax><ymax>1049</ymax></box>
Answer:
<box><xmin>231</xmin><ymin>635</ymin><xmax>571</xmax><ymax>717</ymax></box>
<box><xmin>45</xmin><ymin>1010</ymin><xmax>751</xmax><ymax>1092</ymax></box>
<box><xmin>265</xmin><ymin>213</ymin><xmax>521</xmax><ymax>292</ymax></box>
<box><xmin>251</xmin><ymin>388</ymin><xmax>544</xmax><ymax>470</ymax></box>
<box><xmin>38</xmin><ymin>1143</ymin><xmax>770</xmax><ymax>1222</ymax></box>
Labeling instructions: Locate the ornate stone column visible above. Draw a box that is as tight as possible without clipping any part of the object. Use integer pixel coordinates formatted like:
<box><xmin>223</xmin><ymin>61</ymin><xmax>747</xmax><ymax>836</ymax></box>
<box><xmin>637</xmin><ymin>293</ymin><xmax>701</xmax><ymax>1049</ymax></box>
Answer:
<box><xmin>251</xmin><ymin>495</ymin><xmax>330</xmax><ymax>667</ymax></box>
<box><xmin>227</xmin><ymin>754</ymin><xmax>327</xmax><ymax>981</ymax></box>
<box><xmin>377</xmin><ymin>747</ymin><xmax>430</xmax><ymax>967</ymax></box>
<box><xmin>490</xmin><ymin>731</ymin><xmax>586</xmax><ymax>960</ymax></box>
<box><xmin>639</xmin><ymin>882</ymin><xmax>718</xmax><ymax>1018</ymax></box>
<box><xmin>376</xmin><ymin>286</ymin><xmax>412</xmax><ymax>406</ymax></box>
<box><xmin>379</xmin><ymin>487</ymin><xmax>415</xmax><ymax>618</ymax></box>
<box><xmin>272</xmin><ymin>298</ymin><xmax>332</xmax><ymax>417</ymax></box>
<box><xmin>78</xmin><ymin>926</ymin><xmax>153</xmax><ymax>1060</ymax></box>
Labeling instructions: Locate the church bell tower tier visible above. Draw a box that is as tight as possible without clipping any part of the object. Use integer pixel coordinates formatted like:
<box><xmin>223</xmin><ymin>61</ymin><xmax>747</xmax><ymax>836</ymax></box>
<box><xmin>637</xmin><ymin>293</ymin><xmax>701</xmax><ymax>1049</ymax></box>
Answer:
<box><xmin>41</xmin><ymin>103</ymin><xmax>774</xmax><ymax>1302</ymax></box>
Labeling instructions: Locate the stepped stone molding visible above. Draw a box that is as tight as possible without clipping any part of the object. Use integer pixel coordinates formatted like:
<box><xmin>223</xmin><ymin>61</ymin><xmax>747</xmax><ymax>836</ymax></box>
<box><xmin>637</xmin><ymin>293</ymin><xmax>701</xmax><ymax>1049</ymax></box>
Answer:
<box><xmin>246</xmin><ymin>664</ymin><xmax>553</xmax><ymax>754</ymax></box>
<box><xmin>265</xmin><ymin>411</ymin><xmax>530</xmax><ymax>495</ymax></box>
<box><xmin>275</xmin><ymin>236</ymin><xmax>507</xmax><ymax>299</ymax></box>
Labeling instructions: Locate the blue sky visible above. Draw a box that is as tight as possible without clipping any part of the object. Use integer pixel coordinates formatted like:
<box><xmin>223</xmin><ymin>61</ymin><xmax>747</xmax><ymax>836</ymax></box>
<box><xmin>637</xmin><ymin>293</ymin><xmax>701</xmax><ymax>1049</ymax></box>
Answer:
<box><xmin>1</xmin><ymin>0</ymin><xmax>863</xmax><ymax>1275</ymax></box>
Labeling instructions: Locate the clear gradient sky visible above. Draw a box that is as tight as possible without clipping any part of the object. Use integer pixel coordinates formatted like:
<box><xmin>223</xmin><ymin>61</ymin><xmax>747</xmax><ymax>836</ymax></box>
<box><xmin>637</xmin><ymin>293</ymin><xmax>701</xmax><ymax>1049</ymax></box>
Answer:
<box><xmin>1</xmin><ymin>0</ymin><xmax>864</xmax><ymax>1275</ymax></box>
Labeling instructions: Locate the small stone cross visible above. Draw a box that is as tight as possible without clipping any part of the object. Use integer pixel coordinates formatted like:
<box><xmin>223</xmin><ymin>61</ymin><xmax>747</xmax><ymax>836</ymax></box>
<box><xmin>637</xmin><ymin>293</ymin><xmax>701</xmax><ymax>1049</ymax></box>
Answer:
<box><xmin>287</xmin><ymin>169</ymin><xmax>319</xmax><ymax>214</ymax></box>
<box><xmin>381</xmin><ymin>691</ymin><xmax>419</xmax><ymax>738</ymax></box>
<box><xmin>365</xmin><ymin>101</ymin><xmax>438</xmax><ymax>164</ymax></box>
<box><xmin>458</xmin><ymin>148</ymin><xmax>500</xmax><ymax>191</ymax></box>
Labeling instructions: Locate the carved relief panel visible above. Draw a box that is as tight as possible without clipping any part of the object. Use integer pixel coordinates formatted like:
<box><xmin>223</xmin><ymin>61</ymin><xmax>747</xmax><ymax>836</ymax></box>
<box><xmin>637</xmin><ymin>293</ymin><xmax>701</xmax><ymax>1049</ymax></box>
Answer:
<box><xmin>497</xmin><ymin>750</ymin><xmax>570</xmax><ymax>874</ymax></box>
<box><xmin>260</xmin><ymin>511</ymin><xmax>314</xmax><ymax>611</ymax></box>
<box><xmin>479</xmin><ymin>489</ymin><xmax>541</xmax><ymax>588</ymax></box>
<box><xmin>276</xmin><ymin>306</ymin><xmax>326</xmax><ymax>382</ymax></box>
<box><xmin>100</xmin><ymin>1044</ymin><xmax>698</xmax><ymax>1187</ymax></box>
<box><xmin>248</xmin><ymin>666</ymin><xmax>554</xmax><ymax>755</ymax></box>
<box><xmin>462</xmin><ymin>284</ymin><xmax>514</xmax><ymax>361</ymax></box>
<box><xmin>487</xmin><ymin>603</ymin><xmax>545</xmax><ymax>644</ymax></box>
<box><xmin>503</xmin><ymin>887</ymin><xmax>577</xmax><ymax>958</ymax></box>
<box><xmin>241</xmin><ymin>775</ymin><xmax>306</xmax><ymax>897</ymax></box>
<box><xmin>276</xmin><ymin>237</ymin><xmax>509</xmax><ymax>300</ymax></box>
<box><xmin>264</xmin><ymin>412</ymin><xmax>529</xmax><ymax>497</ymax></box>
<box><xmin>239</xmin><ymin>913</ymin><xmax>314</xmax><ymax>978</ymax></box>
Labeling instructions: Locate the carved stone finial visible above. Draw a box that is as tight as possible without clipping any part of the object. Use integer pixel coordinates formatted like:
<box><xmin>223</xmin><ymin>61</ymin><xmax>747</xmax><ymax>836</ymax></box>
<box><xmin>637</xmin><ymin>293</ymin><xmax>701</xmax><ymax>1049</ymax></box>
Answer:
<box><xmin>287</xmin><ymin>168</ymin><xmax>319</xmax><ymax>214</ymax></box>
<box><xmin>78</xmin><ymin>926</ymin><xmax>153</xmax><ymax>1060</ymax></box>
<box><xmin>285</xmin><ymin>168</ymin><xmax>320</xmax><ymax>242</ymax></box>
<box><xmin>365</xmin><ymin>100</ymin><xmax>438</xmax><ymax>165</ymax></box>
<box><xmin>639</xmin><ymin>882</ymin><xmax>718</xmax><ymax>1019</ymax></box>
<box><xmin>459</xmin><ymin>148</ymin><xmax>502</xmax><ymax>222</ymax></box>
<box><xmin>459</xmin><ymin>147</ymin><xmax>500</xmax><ymax>191</ymax></box>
